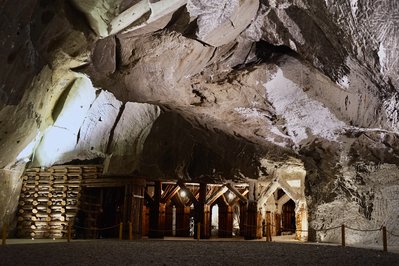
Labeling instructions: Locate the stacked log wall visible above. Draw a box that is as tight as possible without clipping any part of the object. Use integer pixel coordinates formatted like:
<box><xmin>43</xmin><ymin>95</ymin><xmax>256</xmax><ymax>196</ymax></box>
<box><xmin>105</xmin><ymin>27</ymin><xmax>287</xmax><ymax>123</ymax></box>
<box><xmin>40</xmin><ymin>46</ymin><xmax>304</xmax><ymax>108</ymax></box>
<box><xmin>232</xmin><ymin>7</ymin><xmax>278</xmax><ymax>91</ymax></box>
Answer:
<box><xmin>17</xmin><ymin>165</ymin><xmax>102</xmax><ymax>238</ymax></box>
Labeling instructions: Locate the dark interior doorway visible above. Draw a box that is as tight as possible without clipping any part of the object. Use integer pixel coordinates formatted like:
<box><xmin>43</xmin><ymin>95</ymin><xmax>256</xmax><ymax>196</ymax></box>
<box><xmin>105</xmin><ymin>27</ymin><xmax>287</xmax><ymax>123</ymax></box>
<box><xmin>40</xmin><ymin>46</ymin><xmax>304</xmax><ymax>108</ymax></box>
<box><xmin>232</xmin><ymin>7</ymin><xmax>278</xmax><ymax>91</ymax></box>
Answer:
<box><xmin>77</xmin><ymin>187</ymin><xmax>124</xmax><ymax>238</ymax></box>
<box><xmin>282</xmin><ymin>199</ymin><xmax>296</xmax><ymax>233</ymax></box>
<box><xmin>100</xmin><ymin>187</ymin><xmax>124</xmax><ymax>238</ymax></box>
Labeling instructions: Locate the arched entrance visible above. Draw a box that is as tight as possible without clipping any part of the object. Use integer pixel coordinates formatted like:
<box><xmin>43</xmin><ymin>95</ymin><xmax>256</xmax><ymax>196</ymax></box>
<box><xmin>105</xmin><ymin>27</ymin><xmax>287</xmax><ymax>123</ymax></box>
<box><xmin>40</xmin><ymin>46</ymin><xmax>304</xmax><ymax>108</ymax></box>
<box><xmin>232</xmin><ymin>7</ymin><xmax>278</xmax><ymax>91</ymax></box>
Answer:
<box><xmin>281</xmin><ymin>199</ymin><xmax>296</xmax><ymax>234</ymax></box>
<box><xmin>257</xmin><ymin>171</ymin><xmax>308</xmax><ymax>241</ymax></box>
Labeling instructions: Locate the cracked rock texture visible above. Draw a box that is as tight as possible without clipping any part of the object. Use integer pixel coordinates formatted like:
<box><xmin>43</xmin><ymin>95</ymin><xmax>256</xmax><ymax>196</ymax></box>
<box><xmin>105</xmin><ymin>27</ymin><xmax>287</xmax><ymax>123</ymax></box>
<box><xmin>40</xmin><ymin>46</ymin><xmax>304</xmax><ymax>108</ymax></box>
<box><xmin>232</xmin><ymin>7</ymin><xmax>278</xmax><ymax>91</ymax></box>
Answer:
<box><xmin>0</xmin><ymin>0</ymin><xmax>398</xmax><ymax>245</ymax></box>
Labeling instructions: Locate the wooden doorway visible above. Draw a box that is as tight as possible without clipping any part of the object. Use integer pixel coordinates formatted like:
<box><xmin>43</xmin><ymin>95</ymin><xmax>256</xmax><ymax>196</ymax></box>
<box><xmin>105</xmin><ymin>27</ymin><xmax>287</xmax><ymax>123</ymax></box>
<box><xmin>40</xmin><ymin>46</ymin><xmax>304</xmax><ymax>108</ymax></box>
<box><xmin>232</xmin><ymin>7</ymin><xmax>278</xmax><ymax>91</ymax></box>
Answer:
<box><xmin>100</xmin><ymin>187</ymin><xmax>124</xmax><ymax>238</ymax></box>
<box><xmin>77</xmin><ymin>186</ymin><xmax>124</xmax><ymax>238</ymax></box>
<box><xmin>281</xmin><ymin>199</ymin><xmax>296</xmax><ymax>233</ymax></box>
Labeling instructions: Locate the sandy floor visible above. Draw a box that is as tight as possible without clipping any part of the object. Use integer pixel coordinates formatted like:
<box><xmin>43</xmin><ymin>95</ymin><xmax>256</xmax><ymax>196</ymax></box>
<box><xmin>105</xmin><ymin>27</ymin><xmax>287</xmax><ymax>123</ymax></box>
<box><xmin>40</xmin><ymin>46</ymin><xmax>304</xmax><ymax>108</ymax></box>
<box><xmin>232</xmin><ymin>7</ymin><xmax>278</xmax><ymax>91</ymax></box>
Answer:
<box><xmin>1</xmin><ymin>238</ymin><xmax>399</xmax><ymax>266</ymax></box>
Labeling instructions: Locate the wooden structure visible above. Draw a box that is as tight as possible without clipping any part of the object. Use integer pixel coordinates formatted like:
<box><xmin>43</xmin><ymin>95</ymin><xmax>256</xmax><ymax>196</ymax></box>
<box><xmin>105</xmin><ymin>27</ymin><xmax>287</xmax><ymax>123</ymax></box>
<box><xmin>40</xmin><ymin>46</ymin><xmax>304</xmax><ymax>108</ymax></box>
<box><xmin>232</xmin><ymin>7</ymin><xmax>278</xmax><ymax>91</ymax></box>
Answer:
<box><xmin>143</xmin><ymin>181</ymin><xmax>254</xmax><ymax>239</ymax></box>
<box><xmin>18</xmin><ymin>166</ymin><xmax>256</xmax><ymax>240</ymax></box>
<box><xmin>17</xmin><ymin>165</ymin><xmax>102</xmax><ymax>238</ymax></box>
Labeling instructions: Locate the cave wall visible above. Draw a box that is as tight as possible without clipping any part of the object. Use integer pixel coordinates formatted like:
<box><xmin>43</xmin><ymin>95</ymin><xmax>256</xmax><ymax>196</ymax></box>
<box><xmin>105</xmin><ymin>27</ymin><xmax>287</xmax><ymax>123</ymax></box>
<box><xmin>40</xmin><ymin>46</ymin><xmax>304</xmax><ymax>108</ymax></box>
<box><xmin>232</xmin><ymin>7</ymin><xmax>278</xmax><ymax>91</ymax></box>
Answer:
<box><xmin>0</xmin><ymin>0</ymin><xmax>398</xmax><ymax>245</ymax></box>
<box><xmin>139</xmin><ymin>111</ymin><xmax>263</xmax><ymax>181</ymax></box>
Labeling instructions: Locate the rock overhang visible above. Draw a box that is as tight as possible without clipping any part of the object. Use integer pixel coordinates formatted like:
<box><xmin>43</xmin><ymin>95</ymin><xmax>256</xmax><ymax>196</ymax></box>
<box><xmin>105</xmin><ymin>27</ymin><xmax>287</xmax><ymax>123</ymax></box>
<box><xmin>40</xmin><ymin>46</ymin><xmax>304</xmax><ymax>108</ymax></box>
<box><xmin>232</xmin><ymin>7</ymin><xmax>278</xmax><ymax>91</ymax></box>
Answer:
<box><xmin>0</xmin><ymin>0</ymin><xmax>399</xmax><ymax>244</ymax></box>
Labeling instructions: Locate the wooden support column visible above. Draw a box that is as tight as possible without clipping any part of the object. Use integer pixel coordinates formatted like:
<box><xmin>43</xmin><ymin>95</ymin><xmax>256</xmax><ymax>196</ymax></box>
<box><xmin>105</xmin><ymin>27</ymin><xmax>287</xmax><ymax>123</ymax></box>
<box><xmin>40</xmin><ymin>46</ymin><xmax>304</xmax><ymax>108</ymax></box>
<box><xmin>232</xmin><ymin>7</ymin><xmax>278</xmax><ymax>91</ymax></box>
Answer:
<box><xmin>177</xmin><ymin>180</ymin><xmax>200</xmax><ymax>239</ymax></box>
<box><xmin>175</xmin><ymin>206</ymin><xmax>190</xmax><ymax>237</ymax></box>
<box><xmin>218</xmin><ymin>199</ymin><xmax>233</xmax><ymax>238</ymax></box>
<box><xmin>142</xmin><ymin>205</ymin><xmax>150</xmax><ymax>236</ymax></box>
<box><xmin>177</xmin><ymin>181</ymin><xmax>211</xmax><ymax>239</ymax></box>
<box><xmin>149</xmin><ymin>181</ymin><xmax>165</xmax><ymax>238</ymax></box>
<box><xmin>196</xmin><ymin>183</ymin><xmax>211</xmax><ymax>239</ymax></box>
<box><xmin>239</xmin><ymin>201</ymin><xmax>247</xmax><ymax>237</ymax></box>
<box><xmin>266</xmin><ymin>211</ymin><xmax>273</xmax><ymax>239</ymax></box>
<box><xmin>165</xmin><ymin>204</ymin><xmax>173</xmax><ymax>236</ymax></box>
<box><xmin>129</xmin><ymin>180</ymin><xmax>145</xmax><ymax>240</ymax></box>
<box><xmin>244</xmin><ymin>201</ymin><xmax>260</xmax><ymax>240</ymax></box>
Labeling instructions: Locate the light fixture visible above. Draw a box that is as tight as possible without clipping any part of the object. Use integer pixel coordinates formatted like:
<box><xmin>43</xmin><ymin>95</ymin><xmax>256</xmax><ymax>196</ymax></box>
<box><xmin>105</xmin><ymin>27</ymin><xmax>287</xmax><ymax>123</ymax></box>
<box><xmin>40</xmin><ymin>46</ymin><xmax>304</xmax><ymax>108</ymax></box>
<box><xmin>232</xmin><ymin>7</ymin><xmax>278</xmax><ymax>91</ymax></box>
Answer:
<box><xmin>180</xmin><ymin>190</ymin><xmax>187</xmax><ymax>198</ymax></box>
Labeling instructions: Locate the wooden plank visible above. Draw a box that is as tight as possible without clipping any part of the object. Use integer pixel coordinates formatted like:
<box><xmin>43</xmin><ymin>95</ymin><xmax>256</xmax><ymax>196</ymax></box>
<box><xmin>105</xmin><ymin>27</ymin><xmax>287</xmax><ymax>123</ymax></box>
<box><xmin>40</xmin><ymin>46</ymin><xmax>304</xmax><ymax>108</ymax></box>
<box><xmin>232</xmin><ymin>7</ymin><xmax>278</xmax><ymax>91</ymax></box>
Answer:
<box><xmin>226</xmin><ymin>183</ymin><xmax>248</xmax><ymax>203</ymax></box>
<box><xmin>206</xmin><ymin>186</ymin><xmax>228</xmax><ymax>205</ymax></box>
<box><xmin>161</xmin><ymin>184</ymin><xmax>180</xmax><ymax>204</ymax></box>
<box><xmin>129</xmin><ymin>185</ymin><xmax>144</xmax><ymax>239</ymax></box>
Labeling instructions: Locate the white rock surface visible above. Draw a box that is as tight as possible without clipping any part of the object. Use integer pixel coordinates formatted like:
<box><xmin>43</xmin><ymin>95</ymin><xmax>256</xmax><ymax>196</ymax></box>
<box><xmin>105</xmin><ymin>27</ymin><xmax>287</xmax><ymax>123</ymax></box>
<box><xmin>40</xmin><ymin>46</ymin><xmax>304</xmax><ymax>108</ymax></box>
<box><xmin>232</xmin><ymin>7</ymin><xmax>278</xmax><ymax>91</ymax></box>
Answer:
<box><xmin>104</xmin><ymin>102</ymin><xmax>161</xmax><ymax>174</ymax></box>
<box><xmin>74</xmin><ymin>90</ymin><xmax>122</xmax><ymax>160</ymax></box>
<box><xmin>187</xmin><ymin>0</ymin><xmax>259</xmax><ymax>47</ymax></box>
<box><xmin>34</xmin><ymin>76</ymin><xmax>97</xmax><ymax>166</ymax></box>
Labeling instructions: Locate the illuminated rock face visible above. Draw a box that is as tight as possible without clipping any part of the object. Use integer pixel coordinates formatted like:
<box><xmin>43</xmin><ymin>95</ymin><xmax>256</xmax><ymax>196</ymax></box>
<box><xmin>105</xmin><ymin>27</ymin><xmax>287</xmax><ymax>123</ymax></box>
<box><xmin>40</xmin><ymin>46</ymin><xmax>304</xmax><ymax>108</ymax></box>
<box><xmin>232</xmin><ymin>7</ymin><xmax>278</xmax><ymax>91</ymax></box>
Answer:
<box><xmin>0</xmin><ymin>0</ymin><xmax>398</xmax><ymax>245</ymax></box>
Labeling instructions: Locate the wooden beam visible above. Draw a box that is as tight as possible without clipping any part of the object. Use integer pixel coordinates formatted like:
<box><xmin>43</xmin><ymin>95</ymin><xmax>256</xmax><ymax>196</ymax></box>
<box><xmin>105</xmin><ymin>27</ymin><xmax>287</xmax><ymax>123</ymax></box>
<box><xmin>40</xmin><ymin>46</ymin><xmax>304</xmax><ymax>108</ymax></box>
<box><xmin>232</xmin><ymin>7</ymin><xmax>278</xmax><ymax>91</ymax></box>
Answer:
<box><xmin>230</xmin><ymin>189</ymin><xmax>249</xmax><ymax>205</ymax></box>
<box><xmin>226</xmin><ymin>183</ymin><xmax>248</xmax><ymax>203</ymax></box>
<box><xmin>217</xmin><ymin>194</ymin><xmax>229</xmax><ymax>206</ymax></box>
<box><xmin>81</xmin><ymin>177</ymin><xmax>146</xmax><ymax>187</ymax></box>
<box><xmin>206</xmin><ymin>186</ymin><xmax>228</xmax><ymax>205</ymax></box>
<box><xmin>177</xmin><ymin>180</ymin><xmax>199</xmax><ymax>206</ymax></box>
<box><xmin>161</xmin><ymin>184</ymin><xmax>180</xmax><ymax>204</ymax></box>
<box><xmin>277</xmin><ymin>179</ymin><xmax>301</xmax><ymax>201</ymax></box>
<box><xmin>257</xmin><ymin>181</ymin><xmax>279</xmax><ymax>207</ymax></box>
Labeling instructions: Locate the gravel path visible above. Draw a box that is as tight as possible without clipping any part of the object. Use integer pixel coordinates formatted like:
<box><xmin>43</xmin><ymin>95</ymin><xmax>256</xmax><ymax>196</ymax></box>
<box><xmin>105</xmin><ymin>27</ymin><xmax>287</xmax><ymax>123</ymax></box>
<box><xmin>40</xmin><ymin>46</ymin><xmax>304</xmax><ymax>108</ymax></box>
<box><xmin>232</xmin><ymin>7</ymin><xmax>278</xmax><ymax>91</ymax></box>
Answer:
<box><xmin>1</xmin><ymin>240</ymin><xmax>398</xmax><ymax>266</ymax></box>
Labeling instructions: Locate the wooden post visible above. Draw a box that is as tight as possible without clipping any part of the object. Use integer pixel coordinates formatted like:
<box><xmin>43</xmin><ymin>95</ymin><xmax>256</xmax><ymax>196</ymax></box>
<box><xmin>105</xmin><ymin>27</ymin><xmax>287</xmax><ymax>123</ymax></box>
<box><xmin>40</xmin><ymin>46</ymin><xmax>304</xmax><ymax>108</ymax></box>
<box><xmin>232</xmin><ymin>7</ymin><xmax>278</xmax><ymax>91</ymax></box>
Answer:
<box><xmin>119</xmin><ymin>222</ymin><xmax>123</xmax><ymax>240</ymax></box>
<box><xmin>244</xmin><ymin>201</ymin><xmax>258</xmax><ymax>240</ymax></box>
<box><xmin>67</xmin><ymin>222</ymin><xmax>71</xmax><ymax>243</ymax></box>
<box><xmin>130</xmin><ymin>181</ymin><xmax>145</xmax><ymax>240</ymax></box>
<box><xmin>149</xmin><ymin>181</ymin><xmax>165</xmax><ymax>238</ymax></box>
<box><xmin>129</xmin><ymin>222</ymin><xmax>133</xmax><ymax>240</ymax></box>
<box><xmin>341</xmin><ymin>224</ymin><xmax>345</xmax><ymax>247</ymax></box>
<box><xmin>198</xmin><ymin>183</ymin><xmax>210</xmax><ymax>239</ymax></box>
<box><xmin>218</xmin><ymin>203</ymin><xmax>233</xmax><ymax>238</ymax></box>
<box><xmin>197</xmin><ymin>223</ymin><xmax>200</xmax><ymax>241</ymax></box>
<box><xmin>176</xmin><ymin>206</ymin><xmax>190</xmax><ymax>237</ymax></box>
<box><xmin>2</xmin><ymin>224</ymin><xmax>6</xmax><ymax>245</ymax></box>
<box><xmin>266</xmin><ymin>222</ymin><xmax>272</xmax><ymax>242</ymax></box>
<box><xmin>383</xmin><ymin>226</ymin><xmax>387</xmax><ymax>252</ymax></box>
<box><xmin>239</xmin><ymin>202</ymin><xmax>247</xmax><ymax>237</ymax></box>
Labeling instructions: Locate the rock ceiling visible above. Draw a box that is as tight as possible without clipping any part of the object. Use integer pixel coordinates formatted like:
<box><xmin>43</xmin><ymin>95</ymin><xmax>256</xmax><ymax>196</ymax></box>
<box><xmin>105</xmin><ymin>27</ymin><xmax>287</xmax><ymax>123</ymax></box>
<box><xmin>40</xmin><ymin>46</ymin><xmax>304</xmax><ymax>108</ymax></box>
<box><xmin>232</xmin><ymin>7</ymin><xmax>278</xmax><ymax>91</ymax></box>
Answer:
<box><xmin>1</xmin><ymin>0</ymin><xmax>399</xmax><ymax>243</ymax></box>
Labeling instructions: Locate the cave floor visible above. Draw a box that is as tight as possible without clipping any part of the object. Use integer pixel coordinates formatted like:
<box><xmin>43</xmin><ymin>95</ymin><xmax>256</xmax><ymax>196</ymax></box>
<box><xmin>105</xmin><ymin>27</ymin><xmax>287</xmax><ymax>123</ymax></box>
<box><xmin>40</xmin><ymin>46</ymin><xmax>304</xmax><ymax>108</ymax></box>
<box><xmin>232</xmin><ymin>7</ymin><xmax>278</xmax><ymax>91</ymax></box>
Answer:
<box><xmin>1</xmin><ymin>238</ymin><xmax>399</xmax><ymax>266</ymax></box>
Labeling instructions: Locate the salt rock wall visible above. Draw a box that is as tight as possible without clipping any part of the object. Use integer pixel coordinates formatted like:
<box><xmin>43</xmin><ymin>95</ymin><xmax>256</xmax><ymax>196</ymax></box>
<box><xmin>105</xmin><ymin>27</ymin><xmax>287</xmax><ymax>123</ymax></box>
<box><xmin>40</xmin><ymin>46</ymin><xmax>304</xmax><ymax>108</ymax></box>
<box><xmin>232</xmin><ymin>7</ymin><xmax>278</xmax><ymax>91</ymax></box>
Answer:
<box><xmin>0</xmin><ymin>0</ymin><xmax>162</xmax><ymax>229</ymax></box>
<box><xmin>0</xmin><ymin>0</ymin><xmax>93</xmax><ymax>229</ymax></box>
<box><xmin>0</xmin><ymin>0</ymin><xmax>398</xmax><ymax>245</ymax></box>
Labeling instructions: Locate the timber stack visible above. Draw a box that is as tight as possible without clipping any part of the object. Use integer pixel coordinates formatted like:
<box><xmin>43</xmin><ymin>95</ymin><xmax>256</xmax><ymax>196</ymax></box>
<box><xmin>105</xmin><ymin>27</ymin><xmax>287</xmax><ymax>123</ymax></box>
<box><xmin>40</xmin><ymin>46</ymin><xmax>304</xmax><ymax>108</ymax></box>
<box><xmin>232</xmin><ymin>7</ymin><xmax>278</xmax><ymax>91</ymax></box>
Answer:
<box><xmin>17</xmin><ymin>165</ymin><xmax>102</xmax><ymax>238</ymax></box>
